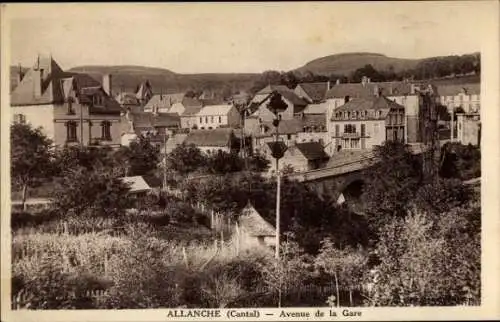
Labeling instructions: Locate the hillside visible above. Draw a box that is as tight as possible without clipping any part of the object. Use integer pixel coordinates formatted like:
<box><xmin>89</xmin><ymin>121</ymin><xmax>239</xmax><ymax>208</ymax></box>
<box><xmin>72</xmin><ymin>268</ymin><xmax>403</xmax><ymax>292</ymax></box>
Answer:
<box><xmin>295</xmin><ymin>52</ymin><xmax>421</xmax><ymax>76</ymax></box>
<box><xmin>68</xmin><ymin>66</ymin><xmax>260</xmax><ymax>95</ymax></box>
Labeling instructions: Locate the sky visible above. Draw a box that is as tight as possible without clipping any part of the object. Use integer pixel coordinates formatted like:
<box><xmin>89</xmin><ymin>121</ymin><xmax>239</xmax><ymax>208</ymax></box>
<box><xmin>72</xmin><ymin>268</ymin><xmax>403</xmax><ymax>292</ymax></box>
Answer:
<box><xmin>6</xmin><ymin>2</ymin><xmax>497</xmax><ymax>74</ymax></box>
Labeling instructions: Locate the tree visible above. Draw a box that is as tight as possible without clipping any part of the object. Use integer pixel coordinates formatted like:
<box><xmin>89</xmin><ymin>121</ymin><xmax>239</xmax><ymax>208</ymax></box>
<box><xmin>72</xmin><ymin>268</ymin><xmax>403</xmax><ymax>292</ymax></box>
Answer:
<box><xmin>361</xmin><ymin>141</ymin><xmax>423</xmax><ymax>230</ymax></box>
<box><xmin>365</xmin><ymin>206</ymin><xmax>480</xmax><ymax>306</ymax></box>
<box><xmin>166</xmin><ymin>143</ymin><xmax>207</xmax><ymax>175</ymax></box>
<box><xmin>11</xmin><ymin>123</ymin><xmax>54</xmax><ymax>210</ymax></box>
<box><xmin>247</xmin><ymin>153</ymin><xmax>271</xmax><ymax>172</ymax></box>
<box><xmin>314</xmin><ymin>238</ymin><xmax>367</xmax><ymax>307</ymax></box>
<box><xmin>206</xmin><ymin>150</ymin><xmax>244</xmax><ymax>174</ymax></box>
<box><xmin>54</xmin><ymin>145</ymin><xmax>114</xmax><ymax>174</ymax></box>
<box><xmin>258</xmin><ymin>233</ymin><xmax>312</xmax><ymax>307</ymax></box>
<box><xmin>113</xmin><ymin>135</ymin><xmax>160</xmax><ymax>177</ymax></box>
<box><xmin>52</xmin><ymin>166</ymin><xmax>132</xmax><ymax>216</ymax></box>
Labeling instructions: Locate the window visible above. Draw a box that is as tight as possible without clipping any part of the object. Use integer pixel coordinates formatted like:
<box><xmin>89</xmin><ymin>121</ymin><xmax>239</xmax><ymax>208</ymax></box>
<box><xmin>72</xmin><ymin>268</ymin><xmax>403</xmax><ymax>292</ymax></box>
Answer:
<box><xmin>335</xmin><ymin>124</ymin><xmax>339</xmax><ymax>137</ymax></box>
<box><xmin>200</xmin><ymin>117</ymin><xmax>203</xmax><ymax>123</ymax></box>
<box><xmin>14</xmin><ymin>114</ymin><xmax>26</xmax><ymax>124</ymax></box>
<box><xmin>101</xmin><ymin>121</ymin><xmax>111</xmax><ymax>141</ymax></box>
<box><xmin>344</xmin><ymin>124</ymin><xmax>356</xmax><ymax>133</ymax></box>
<box><xmin>66</xmin><ymin>121</ymin><xmax>77</xmax><ymax>142</ymax></box>
<box><xmin>211</xmin><ymin>116</ymin><xmax>214</xmax><ymax>123</ymax></box>
<box><xmin>67</xmin><ymin>100</ymin><xmax>75</xmax><ymax>115</ymax></box>
<box><xmin>205</xmin><ymin>116</ymin><xmax>208</xmax><ymax>123</ymax></box>
<box><xmin>219</xmin><ymin>116</ymin><xmax>222</xmax><ymax>123</ymax></box>
<box><xmin>361</xmin><ymin>124</ymin><xmax>366</xmax><ymax>137</ymax></box>
<box><xmin>93</xmin><ymin>95</ymin><xmax>104</xmax><ymax>106</ymax></box>
<box><xmin>287</xmin><ymin>134</ymin><xmax>292</xmax><ymax>140</ymax></box>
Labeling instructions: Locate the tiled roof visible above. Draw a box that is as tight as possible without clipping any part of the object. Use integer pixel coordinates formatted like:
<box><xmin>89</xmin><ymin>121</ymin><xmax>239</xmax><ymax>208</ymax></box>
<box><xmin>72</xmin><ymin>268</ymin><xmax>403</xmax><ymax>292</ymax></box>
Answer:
<box><xmin>239</xmin><ymin>203</ymin><xmax>275</xmax><ymax>237</ymax></box>
<box><xmin>256</xmin><ymin>84</ymin><xmax>292</xmax><ymax>95</ymax></box>
<box><xmin>334</xmin><ymin>95</ymin><xmax>404</xmax><ymax>113</ymax></box>
<box><xmin>256</xmin><ymin>118</ymin><xmax>303</xmax><ymax>137</ymax></box>
<box><xmin>295</xmin><ymin>142</ymin><xmax>329</xmax><ymax>161</ymax></box>
<box><xmin>130</xmin><ymin>112</ymin><xmax>180</xmax><ymax>129</ymax></box>
<box><xmin>296</xmin><ymin>82</ymin><xmax>329</xmax><ymax>102</ymax></box>
<box><xmin>196</xmin><ymin>104</ymin><xmax>234</xmax><ymax>116</ymax></box>
<box><xmin>181</xmin><ymin>106</ymin><xmax>203</xmax><ymax>117</ymax></box>
<box><xmin>303</xmin><ymin>103</ymin><xmax>326</xmax><ymax>114</ymax></box>
<box><xmin>325</xmin><ymin>81</ymin><xmax>418</xmax><ymax>99</ymax></box>
<box><xmin>116</xmin><ymin>92</ymin><xmax>140</xmax><ymax>106</ymax></box>
<box><xmin>302</xmin><ymin>114</ymin><xmax>326</xmax><ymax>129</ymax></box>
<box><xmin>184</xmin><ymin>128</ymin><xmax>234</xmax><ymax>147</ymax></box>
<box><xmin>435</xmin><ymin>83</ymin><xmax>480</xmax><ymax>96</ymax></box>
<box><xmin>144</xmin><ymin>93</ymin><xmax>185</xmax><ymax>111</ymax></box>
<box><xmin>10</xmin><ymin>56</ymin><xmax>121</xmax><ymax>114</ymax></box>
<box><xmin>121</xmin><ymin>176</ymin><xmax>152</xmax><ymax>193</ymax></box>
<box><xmin>200</xmin><ymin>98</ymin><xmax>226</xmax><ymax>106</ymax></box>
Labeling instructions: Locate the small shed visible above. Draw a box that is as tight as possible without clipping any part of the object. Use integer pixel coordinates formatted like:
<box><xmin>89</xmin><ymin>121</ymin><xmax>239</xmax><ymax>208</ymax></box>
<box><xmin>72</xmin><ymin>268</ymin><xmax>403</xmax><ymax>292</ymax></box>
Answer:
<box><xmin>235</xmin><ymin>203</ymin><xmax>276</xmax><ymax>250</ymax></box>
<box><xmin>121</xmin><ymin>176</ymin><xmax>153</xmax><ymax>194</ymax></box>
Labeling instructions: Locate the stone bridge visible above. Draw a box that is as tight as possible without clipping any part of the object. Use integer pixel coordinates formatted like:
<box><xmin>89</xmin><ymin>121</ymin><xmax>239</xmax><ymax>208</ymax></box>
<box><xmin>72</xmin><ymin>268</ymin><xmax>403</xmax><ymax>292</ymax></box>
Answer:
<box><xmin>286</xmin><ymin>140</ymin><xmax>451</xmax><ymax>207</ymax></box>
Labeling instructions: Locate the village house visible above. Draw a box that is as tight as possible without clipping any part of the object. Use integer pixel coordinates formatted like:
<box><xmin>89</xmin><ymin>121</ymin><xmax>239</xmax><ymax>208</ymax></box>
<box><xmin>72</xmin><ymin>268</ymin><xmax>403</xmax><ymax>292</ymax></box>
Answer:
<box><xmin>183</xmin><ymin>127</ymin><xmax>240</xmax><ymax>154</ymax></box>
<box><xmin>330</xmin><ymin>94</ymin><xmax>405</xmax><ymax>152</ymax></box>
<box><xmin>11</xmin><ymin>55</ymin><xmax>123</xmax><ymax>147</ymax></box>
<box><xmin>247</xmin><ymin>87</ymin><xmax>308</xmax><ymax>124</ymax></box>
<box><xmin>169</xmin><ymin>96</ymin><xmax>203</xmax><ymax>116</ymax></box>
<box><xmin>456</xmin><ymin>112</ymin><xmax>480</xmax><ymax>146</ymax></box>
<box><xmin>251</xmin><ymin>118</ymin><xmax>303</xmax><ymax>155</ymax></box>
<box><xmin>324</xmin><ymin>76</ymin><xmax>435</xmax><ymax>148</ymax></box>
<box><xmin>195</xmin><ymin>103</ymin><xmax>240</xmax><ymax>130</ymax></box>
<box><xmin>437</xmin><ymin>83</ymin><xmax>480</xmax><ymax>114</ymax></box>
<box><xmin>294</xmin><ymin>81</ymin><xmax>331</xmax><ymax>103</ymax></box>
<box><xmin>296</xmin><ymin>102</ymin><xmax>329</xmax><ymax>147</ymax></box>
<box><xmin>143</xmin><ymin>92</ymin><xmax>186</xmax><ymax>113</ymax></box>
<box><xmin>120</xmin><ymin>109</ymin><xmax>180</xmax><ymax>147</ymax></box>
<box><xmin>263</xmin><ymin>141</ymin><xmax>329</xmax><ymax>173</ymax></box>
<box><xmin>115</xmin><ymin>80</ymin><xmax>153</xmax><ymax>113</ymax></box>
<box><xmin>234</xmin><ymin>203</ymin><xmax>276</xmax><ymax>250</ymax></box>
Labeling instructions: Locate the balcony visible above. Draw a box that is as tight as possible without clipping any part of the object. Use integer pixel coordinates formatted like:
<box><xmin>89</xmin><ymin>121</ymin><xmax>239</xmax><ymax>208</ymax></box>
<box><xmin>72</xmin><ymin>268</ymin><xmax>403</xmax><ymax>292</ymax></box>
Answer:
<box><xmin>342</xmin><ymin>132</ymin><xmax>361</xmax><ymax>139</ymax></box>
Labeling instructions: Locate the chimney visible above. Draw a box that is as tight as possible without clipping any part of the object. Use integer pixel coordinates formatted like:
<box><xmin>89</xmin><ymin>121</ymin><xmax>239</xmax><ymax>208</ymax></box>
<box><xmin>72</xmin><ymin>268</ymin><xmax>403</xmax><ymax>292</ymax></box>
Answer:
<box><xmin>374</xmin><ymin>85</ymin><xmax>381</xmax><ymax>97</ymax></box>
<box><xmin>17</xmin><ymin>64</ymin><xmax>24</xmax><ymax>84</ymax></box>
<box><xmin>362</xmin><ymin>76</ymin><xmax>369</xmax><ymax>87</ymax></box>
<box><xmin>336</xmin><ymin>79</ymin><xmax>340</xmax><ymax>85</ymax></box>
<box><xmin>103</xmin><ymin>74</ymin><xmax>112</xmax><ymax>96</ymax></box>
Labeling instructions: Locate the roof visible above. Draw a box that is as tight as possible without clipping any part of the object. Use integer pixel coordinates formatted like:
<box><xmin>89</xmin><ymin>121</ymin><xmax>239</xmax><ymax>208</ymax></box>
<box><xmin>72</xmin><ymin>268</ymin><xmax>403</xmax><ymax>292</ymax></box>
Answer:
<box><xmin>11</xmin><ymin>56</ymin><xmax>122</xmax><ymax>114</ymax></box>
<box><xmin>239</xmin><ymin>203</ymin><xmax>275</xmax><ymax>237</ymax></box>
<box><xmin>196</xmin><ymin>104</ymin><xmax>234</xmax><ymax>116</ymax></box>
<box><xmin>184</xmin><ymin>128</ymin><xmax>234</xmax><ymax>147</ymax></box>
<box><xmin>334</xmin><ymin>95</ymin><xmax>404</xmax><ymax>113</ymax></box>
<box><xmin>116</xmin><ymin>92</ymin><xmax>140</xmax><ymax>106</ymax></box>
<box><xmin>144</xmin><ymin>93</ymin><xmax>185</xmax><ymax>111</ymax></box>
<box><xmin>121</xmin><ymin>176</ymin><xmax>152</xmax><ymax>193</ymax></box>
<box><xmin>303</xmin><ymin>103</ymin><xmax>326</xmax><ymax>115</ymax></box>
<box><xmin>129</xmin><ymin>112</ymin><xmax>180</xmax><ymax>129</ymax></box>
<box><xmin>326</xmin><ymin>150</ymin><xmax>370</xmax><ymax>168</ymax></box>
<box><xmin>136</xmin><ymin>81</ymin><xmax>152</xmax><ymax>100</ymax></box>
<box><xmin>165</xmin><ymin>133</ymin><xmax>188</xmax><ymax>153</ymax></box>
<box><xmin>325</xmin><ymin>81</ymin><xmax>417</xmax><ymax>99</ymax></box>
<box><xmin>256</xmin><ymin>84</ymin><xmax>293</xmax><ymax>95</ymax></box>
<box><xmin>435</xmin><ymin>83</ymin><xmax>480</xmax><ymax>96</ymax></box>
<box><xmin>256</xmin><ymin>118</ymin><xmax>303</xmax><ymax>137</ymax></box>
<box><xmin>302</xmin><ymin>114</ymin><xmax>326</xmax><ymax>129</ymax></box>
<box><xmin>181</xmin><ymin>105</ymin><xmax>203</xmax><ymax>117</ymax></box>
<box><xmin>200</xmin><ymin>98</ymin><xmax>226</xmax><ymax>106</ymax></box>
<box><xmin>279</xmin><ymin>90</ymin><xmax>308</xmax><ymax>113</ymax></box>
<box><xmin>296</xmin><ymin>82</ymin><xmax>329</xmax><ymax>102</ymax></box>
<box><xmin>295</xmin><ymin>142</ymin><xmax>329</xmax><ymax>161</ymax></box>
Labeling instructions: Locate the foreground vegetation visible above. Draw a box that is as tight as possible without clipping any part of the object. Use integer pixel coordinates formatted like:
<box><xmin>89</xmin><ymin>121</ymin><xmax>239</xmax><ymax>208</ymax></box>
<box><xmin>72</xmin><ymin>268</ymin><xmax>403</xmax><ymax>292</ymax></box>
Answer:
<box><xmin>11</xmin><ymin>123</ymin><xmax>481</xmax><ymax>308</ymax></box>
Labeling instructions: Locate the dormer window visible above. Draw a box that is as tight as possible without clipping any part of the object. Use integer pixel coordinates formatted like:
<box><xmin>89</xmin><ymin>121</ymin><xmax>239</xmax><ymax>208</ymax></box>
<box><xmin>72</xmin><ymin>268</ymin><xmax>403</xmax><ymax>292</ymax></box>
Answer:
<box><xmin>93</xmin><ymin>95</ymin><xmax>104</xmax><ymax>106</ymax></box>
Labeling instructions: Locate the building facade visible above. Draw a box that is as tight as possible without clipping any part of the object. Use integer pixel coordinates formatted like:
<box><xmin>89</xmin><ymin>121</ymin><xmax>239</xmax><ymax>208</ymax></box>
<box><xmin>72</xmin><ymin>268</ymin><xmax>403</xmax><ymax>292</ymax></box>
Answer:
<box><xmin>11</xmin><ymin>56</ymin><xmax>122</xmax><ymax>147</ymax></box>
<box><xmin>329</xmin><ymin>95</ymin><xmax>405</xmax><ymax>152</ymax></box>
<box><xmin>195</xmin><ymin>104</ymin><xmax>240</xmax><ymax>129</ymax></box>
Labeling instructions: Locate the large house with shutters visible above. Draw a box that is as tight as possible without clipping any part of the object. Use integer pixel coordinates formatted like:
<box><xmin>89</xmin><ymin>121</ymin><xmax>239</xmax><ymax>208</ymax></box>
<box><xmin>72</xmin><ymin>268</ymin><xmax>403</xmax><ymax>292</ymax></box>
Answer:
<box><xmin>329</xmin><ymin>94</ymin><xmax>405</xmax><ymax>152</ymax></box>
<box><xmin>11</xmin><ymin>56</ymin><xmax>122</xmax><ymax>147</ymax></box>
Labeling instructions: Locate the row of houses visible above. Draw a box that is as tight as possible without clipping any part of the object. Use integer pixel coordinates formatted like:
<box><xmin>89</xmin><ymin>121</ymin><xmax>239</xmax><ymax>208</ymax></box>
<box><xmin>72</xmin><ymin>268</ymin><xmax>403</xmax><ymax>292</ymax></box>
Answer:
<box><xmin>11</xmin><ymin>56</ymin><xmax>481</xmax><ymax>174</ymax></box>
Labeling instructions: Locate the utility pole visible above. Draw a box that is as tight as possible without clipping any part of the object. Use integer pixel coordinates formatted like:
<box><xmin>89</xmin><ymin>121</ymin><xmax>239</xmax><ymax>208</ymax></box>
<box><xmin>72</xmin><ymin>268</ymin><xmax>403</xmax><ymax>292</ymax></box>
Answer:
<box><xmin>80</xmin><ymin>103</ymin><xmax>84</xmax><ymax>146</ymax></box>
<box><xmin>163</xmin><ymin>132</ymin><xmax>168</xmax><ymax>193</ymax></box>
<box><xmin>274</xmin><ymin>136</ymin><xmax>281</xmax><ymax>260</ymax></box>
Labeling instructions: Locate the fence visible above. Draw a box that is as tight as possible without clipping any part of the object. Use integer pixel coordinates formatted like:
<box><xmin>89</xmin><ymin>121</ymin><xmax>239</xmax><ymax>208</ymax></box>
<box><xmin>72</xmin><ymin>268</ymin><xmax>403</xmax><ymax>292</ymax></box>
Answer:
<box><xmin>11</xmin><ymin>289</ymin><xmax>108</xmax><ymax>310</ymax></box>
